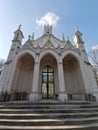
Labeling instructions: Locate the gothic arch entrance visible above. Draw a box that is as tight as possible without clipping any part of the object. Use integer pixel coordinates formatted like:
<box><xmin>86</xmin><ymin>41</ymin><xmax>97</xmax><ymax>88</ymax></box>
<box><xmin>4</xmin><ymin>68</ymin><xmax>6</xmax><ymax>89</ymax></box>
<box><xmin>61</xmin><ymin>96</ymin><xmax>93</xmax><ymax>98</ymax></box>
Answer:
<box><xmin>12</xmin><ymin>53</ymin><xmax>34</xmax><ymax>100</ymax></box>
<box><xmin>63</xmin><ymin>54</ymin><xmax>85</xmax><ymax>100</ymax></box>
<box><xmin>39</xmin><ymin>53</ymin><xmax>59</xmax><ymax>100</ymax></box>
<box><xmin>42</xmin><ymin>65</ymin><xmax>54</xmax><ymax>99</ymax></box>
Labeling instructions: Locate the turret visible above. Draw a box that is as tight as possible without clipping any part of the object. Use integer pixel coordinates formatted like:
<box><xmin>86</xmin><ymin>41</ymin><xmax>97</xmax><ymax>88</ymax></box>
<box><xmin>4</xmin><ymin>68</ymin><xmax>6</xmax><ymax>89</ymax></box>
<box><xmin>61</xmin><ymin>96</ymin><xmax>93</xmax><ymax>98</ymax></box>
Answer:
<box><xmin>73</xmin><ymin>26</ymin><xmax>88</xmax><ymax>62</ymax></box>
<box><xmin>73</xmin><ymin>26</ymin><xmax>84</xmax><ymax>48</ymax></box>
<box><xmin>0</xmin><ymin>25</ymin><xmax>24</xmax><ymax>92</ymax></box>
<box><xmin>13</xmin><ymin>25</ymin><xmax>24</xmax><ymax>43</ymax></box>
<box><xmin>7</xmin><ymin>25</ymin><xmax>24</xmax><ymax>62</ymax></box>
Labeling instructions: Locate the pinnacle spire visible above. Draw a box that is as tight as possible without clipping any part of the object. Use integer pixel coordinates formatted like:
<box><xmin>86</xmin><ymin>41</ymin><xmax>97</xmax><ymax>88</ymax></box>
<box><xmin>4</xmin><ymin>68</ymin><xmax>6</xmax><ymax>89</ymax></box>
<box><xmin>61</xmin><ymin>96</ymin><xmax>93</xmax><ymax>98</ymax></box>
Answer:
<box><xmin>18</xmin><ymin>24</ymin><xmax>22</xmax><ymax>30</ymax></box>
<box><xmin>66</xmin><ymin>36</ymin><xmax>69</xmax><ymax>41</ymax></box>
<box><xmin>28</xmin><ymin>35</ymin><xmax>31</xmax><ymax>40</ymax></box>
<box><xmin>62</xmin><ymin>33</ymin><xmax>65</xmax><ymax>41</ymax></box>
<box><xmin>76</xmin><ymin>26</ymin><xmax>79</xmax><ymax>32</ymax></box>
<box><xmin>65</xmin><ymin>36</ymin><xmax>72</xmax><ymax>45</ymax></box>
<box><xmin>44</xmin><ymin>24</ymin><xmax>52</xmax><ymax>34</ymax></box>
<box><xmin>32</xmin><ymin>32</ymin><xmax>34</xmax><ymax>40</ymax></box>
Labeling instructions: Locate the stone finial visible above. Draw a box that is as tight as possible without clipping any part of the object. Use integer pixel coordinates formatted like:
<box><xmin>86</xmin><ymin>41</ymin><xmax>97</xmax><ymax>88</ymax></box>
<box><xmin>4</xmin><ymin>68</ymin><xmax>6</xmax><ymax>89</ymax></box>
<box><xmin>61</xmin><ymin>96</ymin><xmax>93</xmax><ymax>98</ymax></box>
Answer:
<box><xmin>66</xmin><ymin>36</ymin><xmax>72</xmax><ymax>45</ymax></box>
<box><xmin>76</xmin><ymin>26</ymin><xmax>79</xmax><ymax>32</ymax></box>
<box><xmin>44</xmin><ymin>24</ymin><xmax>52</xmax><ymax>34</ymax></box>
<box><xmin>18</xmin><ymin>24</ymin><xmax>22</xmax><ymax>30</ymax></box>
<box><xmin>66</xmin><ymin>36</ymin><xmax>69</xmax><ymax>41</ymax></box>
<box><xmin>32</xmin><ymin>32</ymin><xmax>34</xmax><ymax>40</ymax></box>
<box><xmin>28</xmin><ymin>35</ymin><xmax>31</xmax><ymax>40</ymax></box>
<box><xmin>62</xmin><ymin>33</ymin><xmax>65</xmax><ymax>41</ymax></box>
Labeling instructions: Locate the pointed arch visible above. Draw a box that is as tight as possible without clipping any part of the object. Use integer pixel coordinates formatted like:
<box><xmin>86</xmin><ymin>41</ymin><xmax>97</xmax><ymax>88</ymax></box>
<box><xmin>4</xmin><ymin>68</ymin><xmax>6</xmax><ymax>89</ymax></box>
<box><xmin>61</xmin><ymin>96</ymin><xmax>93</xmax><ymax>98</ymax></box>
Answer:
<box><xmin>39</xmin><ymin>51</ymin><xmax>59</xmax><ymax>99</ymax></box>
<box><xmin>62</xmin><ymin>51</ymin><xmax>85</xmax><ymax>100</ymax></box>
<box><xmin>15</xmin><ymin>49</ymin><xmax>35</xmax><ymax>63</ymax></box>
<box><xmin>39</xmin><ymin>50</ymin><xmax>59</xmax><ymax>63</ymax></box>
<box><xmin>62</xmin><ymin>50</ymin><xmax>81</xmax><ymax>63</ymax></box>
<box><xmin>10</xmin><ymin>50</ymin><xmax>35</xmax><ymax>100</ymax></box>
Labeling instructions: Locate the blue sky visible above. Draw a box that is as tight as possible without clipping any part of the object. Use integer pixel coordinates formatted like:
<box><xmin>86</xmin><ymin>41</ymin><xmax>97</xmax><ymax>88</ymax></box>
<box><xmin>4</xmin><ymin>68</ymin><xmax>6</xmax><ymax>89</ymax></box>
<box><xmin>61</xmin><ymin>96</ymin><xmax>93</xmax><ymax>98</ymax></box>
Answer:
<box><xmin>0</xmin><ymin>0</ymin><xmax>98</xmax><ymax>59</ymax></box>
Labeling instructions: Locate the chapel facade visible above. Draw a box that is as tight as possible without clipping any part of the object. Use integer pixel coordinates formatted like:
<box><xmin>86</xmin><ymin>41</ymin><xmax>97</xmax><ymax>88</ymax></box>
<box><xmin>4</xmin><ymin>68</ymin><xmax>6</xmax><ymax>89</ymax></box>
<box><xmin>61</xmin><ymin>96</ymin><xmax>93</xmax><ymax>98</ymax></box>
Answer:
<box><xmin>0</xmin><ymin>25</ymin><xmax>98</xmax><ymax>102</ymax></box>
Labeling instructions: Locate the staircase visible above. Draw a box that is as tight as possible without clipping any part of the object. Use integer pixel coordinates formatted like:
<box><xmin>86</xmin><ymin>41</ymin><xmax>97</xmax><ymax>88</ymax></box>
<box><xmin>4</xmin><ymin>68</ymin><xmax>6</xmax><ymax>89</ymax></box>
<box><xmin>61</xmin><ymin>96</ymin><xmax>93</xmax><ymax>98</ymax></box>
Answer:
<box><xmin>0</xmin><ymin>100</ymin><xmax>98</xmax><ymax>129</ymax></box>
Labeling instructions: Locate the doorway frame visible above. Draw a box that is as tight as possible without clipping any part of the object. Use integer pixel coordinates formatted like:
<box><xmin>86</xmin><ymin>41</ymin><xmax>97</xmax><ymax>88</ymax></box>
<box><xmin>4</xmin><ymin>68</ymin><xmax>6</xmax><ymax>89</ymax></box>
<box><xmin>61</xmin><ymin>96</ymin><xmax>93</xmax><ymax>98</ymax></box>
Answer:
<box><xmin>41</xmin><ymin>65</ymin><xmax>55</xmax><ymax>99</ymax></box>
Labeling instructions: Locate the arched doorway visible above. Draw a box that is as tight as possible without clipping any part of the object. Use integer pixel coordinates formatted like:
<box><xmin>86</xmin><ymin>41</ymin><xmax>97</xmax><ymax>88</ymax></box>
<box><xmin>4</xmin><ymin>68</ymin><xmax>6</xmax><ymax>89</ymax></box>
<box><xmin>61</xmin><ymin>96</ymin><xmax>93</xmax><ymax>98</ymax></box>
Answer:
<box><xmin>42</xmin><ymin>65</ymin><xmax>54</xmax><ymax>99</ymax></box>
<box><xmin>63</xmin><ymin>54</ymin><xmax>85</xmax><ymax>100</ymax></box>
<box><xmin>12</xmin><ymin>53</ymin><xmax>34</xmax><ymax>100</ymax></box>
<box><xmin>39</xmin><ymin>53</ymin><xmax>59</xmax><ymax>100</ymax></box>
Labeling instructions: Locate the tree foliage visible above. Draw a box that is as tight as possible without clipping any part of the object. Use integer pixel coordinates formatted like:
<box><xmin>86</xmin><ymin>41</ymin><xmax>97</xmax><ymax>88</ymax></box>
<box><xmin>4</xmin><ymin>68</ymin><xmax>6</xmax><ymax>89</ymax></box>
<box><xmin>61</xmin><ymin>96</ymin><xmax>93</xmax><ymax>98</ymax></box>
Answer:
<box><xmin>88</xmin><ymin>47</ymin><xmax>98</xmax><ymax>85</ymax></box>
<box><xmin>88</xmin><ymin>49</ymin><xmax>98</xmax><ymax>68</ymax></box>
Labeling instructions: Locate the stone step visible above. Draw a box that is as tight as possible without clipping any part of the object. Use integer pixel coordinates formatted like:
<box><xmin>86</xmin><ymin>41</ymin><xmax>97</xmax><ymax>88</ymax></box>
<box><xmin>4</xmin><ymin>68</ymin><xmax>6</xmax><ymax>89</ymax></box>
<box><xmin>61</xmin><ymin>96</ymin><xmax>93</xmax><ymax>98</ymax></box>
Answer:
<box><xmin>0</xmin><ymin>104</ymin><xmax>80</xmax><ymax>109</ymax></box>
<box><xmin>0</xmin><ymin>100</ymin><xmax>93</xmax><ymax>105</ymax></box>
<box><xmin>0</xmin><ymin>107</ymin><xmax>98</xmax><ymax>114</ymax></box>
<box><xmin>38</xmin><ymin>100</ymin><xmax>92</xmax><ymax>104</ymax></box>
<box><xmin>0</xmin><ymin>101</ymin><xmax>98</xmax><ymax>130</ymax></box>
<box><xmin>0</xmin><ymin>117</ymin><xmax>98</xmax><ymax>126</ymax></box>
<box><xmin>0</xmin><ymin>123</ymin><xmax>98</xmax><ymax>130</ymax></box>
<box><xmin>0</xmin><ymin>112</ymin><xmax>98</xmax><ymax>119</ymax></box>
<box><xmin>0</xmin><ymin>104</ymin><xmax>98</xmax><ymax>109</ymax></box>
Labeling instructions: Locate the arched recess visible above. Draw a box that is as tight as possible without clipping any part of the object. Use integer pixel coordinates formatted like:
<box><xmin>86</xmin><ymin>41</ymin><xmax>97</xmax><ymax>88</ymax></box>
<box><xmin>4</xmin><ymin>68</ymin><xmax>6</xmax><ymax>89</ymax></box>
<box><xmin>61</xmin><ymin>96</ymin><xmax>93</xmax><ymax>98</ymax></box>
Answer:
<box><xmin>39</xmin><ymin>53</ymin><xmax>59</xmax><ymax>99</ymax></box>
<box><xmin>63</xmin><ymin>54</ymin><xmax>85</xmax><ymax>100</ymax></box>
<box><xmin>12</xmin><ymin>53</ymin><xmax>34</xmax><ymax>100</ymax></box>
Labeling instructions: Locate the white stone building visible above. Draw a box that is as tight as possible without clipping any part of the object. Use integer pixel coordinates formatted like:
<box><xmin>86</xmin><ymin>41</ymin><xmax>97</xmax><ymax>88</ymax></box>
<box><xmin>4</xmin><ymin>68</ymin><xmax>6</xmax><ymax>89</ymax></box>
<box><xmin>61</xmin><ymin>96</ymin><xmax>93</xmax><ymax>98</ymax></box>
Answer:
<box><xmin>0</xmin><ymin>25</ymin><xmax>98</xmax><ymax>102</ymax></box>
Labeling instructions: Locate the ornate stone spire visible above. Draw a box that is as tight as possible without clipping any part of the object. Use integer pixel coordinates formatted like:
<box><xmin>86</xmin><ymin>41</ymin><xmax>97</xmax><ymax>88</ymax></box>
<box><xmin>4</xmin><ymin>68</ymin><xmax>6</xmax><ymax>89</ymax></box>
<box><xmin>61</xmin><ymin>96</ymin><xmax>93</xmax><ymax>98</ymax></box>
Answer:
<box><xmin>32</xmin><ymin>32</ymin><xmax>34</xmax><ymax>40</ymax></box>
<box><xmin>18</xmin><ymin>24</ymin><xmax>22</xmax><ymax>30</ymax></box>
<box><xmin>44</xmin><ymin>24</ymin><xmax>52</xmax><ymax>34</ymax></box>
<box><xmin>66</xmin><ymin>36</ymin><xmax>72</xmax><ymax>45</ymax></box>
<box><xmin>76</xmin><ymin>26</ymin><xmax>79</xmax><ymax>32</ymax></box>
<box><xmin>62</xmin><ymin>33</ymin><xmax>65</xmax><ymax>41</ymax></box>
<box><xmin>66</xmin><ymin>36</ymin><xmax>69</xmax><ymax>41</ymax></box>
<box><xmin>28</xmin><ymin>35</ymin><xmax>31</xmax><ymax>40</ymax></box>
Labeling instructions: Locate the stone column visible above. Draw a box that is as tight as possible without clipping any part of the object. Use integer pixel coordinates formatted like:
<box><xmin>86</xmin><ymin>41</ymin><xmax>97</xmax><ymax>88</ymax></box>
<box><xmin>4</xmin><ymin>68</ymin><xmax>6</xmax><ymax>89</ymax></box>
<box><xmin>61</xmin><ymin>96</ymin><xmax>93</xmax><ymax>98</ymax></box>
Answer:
<box><xmin>30</xmin><ymin>59</ymin><xmax>40</xmax><ymax>102</ymax></box>
<box><xmin>58</xmin><ymin>61</ymin><xmax>68</xmax><ymax>102</ymax></box>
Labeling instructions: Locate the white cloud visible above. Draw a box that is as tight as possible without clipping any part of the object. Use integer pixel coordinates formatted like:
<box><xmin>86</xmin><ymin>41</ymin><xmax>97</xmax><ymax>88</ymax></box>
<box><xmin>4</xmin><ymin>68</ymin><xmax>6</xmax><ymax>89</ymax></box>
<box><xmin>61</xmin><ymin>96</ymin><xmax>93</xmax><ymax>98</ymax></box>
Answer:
<box><xmin>36</xmin><ymin>12</ymin><xmax>60</xmax><ymax>27</ymax></box>
<box><xmin>92</xmin><ymin>45</ymin><xmax>98</xmax><ymax>50</ymax></box>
